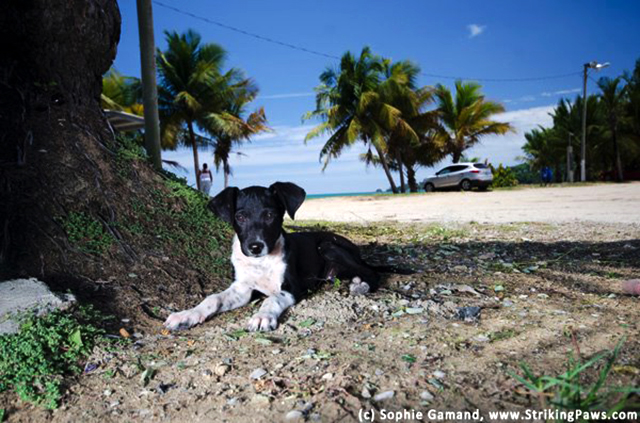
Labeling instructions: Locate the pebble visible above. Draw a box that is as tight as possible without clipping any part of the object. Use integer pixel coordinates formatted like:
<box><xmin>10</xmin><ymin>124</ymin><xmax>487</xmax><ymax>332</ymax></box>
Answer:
<box><xmin>433</xmin><ymin>370</ymin><xmax>446</xmax><ymax>379</ymax></box>
<box><xmin>502</xmin><ymin>300</ymin><xmax>514</xmax><ymax>307</ymax></box>
<box><xmin>375</xmin><ymin>368</ymin><xmax>384</xmax><ymax>376</ymax></box>
<box><xmin>250</xmin><ymin>368</ymin><xmax>267</xmax><ymax>380</ymax></box>
<box><xmin>214</xmin><ymin>364</ymin><xmax>230</xmax><ymax>376</ymax></box>
<box><xmin>109</xmin><ymin>401</ymin><xmax>120</xmax><ymax>408</ymax></box>
<box><xmin>251</xmin><ymin>394</ymin><xmax>270</xmax><ymax>406</ymax></box>
<box><xmin>405</xmin><ymin>307</ymin><xmax>424</xmax><ymax>314</ymax></box>
<box><xmin>537</xmin><ymin>293</ymin><xmax>549</xmax><ymax>299</ymax></box>
<box><xmin>271</xmin><ymin>349</ymin><xmax>282</xmax><ymax>355</ymax></box>
<box><xmin>373</xmin><ymin>390</ymin><xmax>395</xmax><ymax>402</ymax></box>
<box><xmin>321</xmin><ymin>373</ymin><xmax>333</xmax><ymax>380</ymax></box>
<box><xmin>361</xmin><ymin>387</ymin><xmax>372</xmax><ymax>398</ymax></box>
<box><xmin>227</xmin><ymin>397</ymin><xmax>238</xmax><ymax>406</ymax></box>
<box><xmin>473</xmin><ymin>334</ymin><xmax>490</xmax><ymax>342</ymax></box>
<box><xmin>420</xmin><ymin>391</ymin><xmax>435</xmax><ymax>401</ymax></box>
<box><xmin>285</xmin><ymin>410</ymin><xmax>304</xmax><ymax>421</ymax></box>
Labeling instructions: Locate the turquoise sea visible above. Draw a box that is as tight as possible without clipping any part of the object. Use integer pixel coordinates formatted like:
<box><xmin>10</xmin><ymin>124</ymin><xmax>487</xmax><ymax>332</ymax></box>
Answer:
<box><xmin>307</xmin><ymin>191</ymin><xmax>383</xmax><ymax>199</ymax></box>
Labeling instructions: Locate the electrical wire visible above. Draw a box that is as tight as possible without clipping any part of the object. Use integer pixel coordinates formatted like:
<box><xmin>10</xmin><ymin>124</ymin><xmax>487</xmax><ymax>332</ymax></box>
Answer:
<box><xmin>153</xmin><ymin>0</ymin><xmax>583</xmax><ymax>83</ymax></box>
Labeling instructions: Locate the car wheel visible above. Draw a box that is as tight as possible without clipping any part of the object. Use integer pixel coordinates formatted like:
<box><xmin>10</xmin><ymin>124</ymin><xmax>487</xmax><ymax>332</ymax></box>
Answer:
<box><xmin>424</xmin><ymin>183</ymin><xmax>435</xmax><ymax>193</ymax></box>
<box><xmin>460</xmin><ymin>179</ymin><xmax>472</xmax><ymax>191</ymax></box>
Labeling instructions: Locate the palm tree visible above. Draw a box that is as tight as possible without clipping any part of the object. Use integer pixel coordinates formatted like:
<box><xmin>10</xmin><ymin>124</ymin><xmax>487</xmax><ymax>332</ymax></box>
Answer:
<box><xmin>208</xmin><ymin>81</ymin><xmax>270</xmax><ymax>188</ymax></box>
<box><xmin>434</xmin><ymin>81</ymin><xmax>512</xmax><ymax>163</ymax></box>
<box><xmin>101</xmin><ymin>68</ymin><xmax>143</xmax><ymax>115</ymax></box>
<box><xmin>598</xmin><ymin>77</ymin><xmax>626</xmax><ymax>182</ymax></box>
<box><xmin>304</xmin><ymin>47</ymin><xmax>404</xmax><ymax>193</ymax></box>
<box><xmin>156</xmin><ymin>30</ymin><xmax>241</xmax><ymax>189</ymax></box>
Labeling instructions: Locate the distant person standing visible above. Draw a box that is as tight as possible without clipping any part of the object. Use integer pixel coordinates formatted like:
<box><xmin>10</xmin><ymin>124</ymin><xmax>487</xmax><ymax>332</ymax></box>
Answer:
<box><xmin>198</xmin><ymin>163</ymin><xmax>213</xmax><ymax>195</ymax></box>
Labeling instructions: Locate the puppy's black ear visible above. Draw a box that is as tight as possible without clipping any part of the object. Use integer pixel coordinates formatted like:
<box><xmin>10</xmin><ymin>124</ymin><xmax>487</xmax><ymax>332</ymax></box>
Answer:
<box><xmin>207</xmin><ymin>187</ymin><xmax>239</xmax><ymax>224</ymax></box>
<box><xmin>269</xmin><ymin>182</ymin><xmax>306</xmax><ymax>220</ymax></box>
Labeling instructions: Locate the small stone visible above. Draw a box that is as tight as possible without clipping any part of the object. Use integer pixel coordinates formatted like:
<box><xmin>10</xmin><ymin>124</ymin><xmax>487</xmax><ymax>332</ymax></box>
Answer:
<box><xmin>109</xmin><ymin>401</ymin><xmax>120</xmax><ymax>408</ymax></box>
<box><xmin>250</xmin><ymin>368</ymin><xmax>267</xmax><ymax>380</ymax></box>
<box><xmin>375</xmin><ymin>368</ymin><xmax>384</xmax><ymax>376</ymax></box>
<box><xmin>420</xmin><ymin>391</ymin><xmax>435</xmax><ymax>401</ymax></box>
<box><xmin>502</xmin><ymin>300</ymin><xmax>514</xmax><ymax>307</ymax></box>
<box><xmin>473</xmin><ymin>334</ymin><xmax>490</xmax><ymax>342</ymax></box>
<box><xmin>104</xmin><ymin>389</ymin><xmax>112</xmax><ymax>397</ymax></box>
<box><xmin>285</xmin><ymin>410</ymin><xmax>304</xmax><ymax>421</ymax></box>
<box><xmin>202</xmin><ymin>369</ymin><xmax>213</xmax><ymax>377</ymax></box>
<box><xmin>493</xmin><ymin>285</ymin><xmax>505</xmax><ymax>292</ymax></box>
<box><xmin>373</xmin><ymin>390</ymin><xmax>395</xmax><ymax>401</ymax></box>
<box><xmin>433</xmin><ymin>370</ymin><xmax>446</xmax><ymax>379</ymax></box>
<box><xmin>321</xmin><ymin>373</ymin><xmax>333</xmax><ymax>380</ymax></box>
<box><xmin>537</xmin><ymin>293</ymin><xmax>549</xmax><ymax>299</ymax></box>
<box><xmin>214</xmin><ymin>364</ymin><xmax>230</xmax><ymax>376</ymax></box>
<box><xmin>271</xmin><ymin>349</ymin><xmax>282</xmax><ymax>355</ymax></box>
<box><xmin>405</xmin><ymin>307</ymin><xmax>424</xmax><ymax>315</ymax></box>
<box><xmin>227</xmin><ymin>397</ymin><xmax>238</xmax><ymax>406</ymax></box>
<box><xmin>251</xmin><ymin>394</ymin><xmax>270</xmax><ymax>406</ymax></box>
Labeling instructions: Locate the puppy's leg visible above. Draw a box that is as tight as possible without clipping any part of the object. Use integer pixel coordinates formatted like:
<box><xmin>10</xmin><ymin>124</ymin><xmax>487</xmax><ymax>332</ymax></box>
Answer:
<box><xmin>164</xmin><ymin>282</ymin><xmax>252</xmax><ymax>330</ymax></box>
<box><xmin>247</xmin><ymin>291</ymin><xmax>295</xmax><ymax>332</ymax></box>
<box><xmin>318</xmin><ymin>242</ymin><xmax>381</xmax><ymax>294</ymax></box>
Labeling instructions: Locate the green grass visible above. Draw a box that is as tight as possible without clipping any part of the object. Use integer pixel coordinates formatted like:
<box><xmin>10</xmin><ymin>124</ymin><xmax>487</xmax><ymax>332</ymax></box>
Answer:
<box><xmin>508</xmin><ymin>338</ymin><xmax>639</xmax><ymax>419</ymax></box>
<box><xmin>0</xmin><ymin>306</ymin><xmax>108</xmax><ymax>409</ymax></box>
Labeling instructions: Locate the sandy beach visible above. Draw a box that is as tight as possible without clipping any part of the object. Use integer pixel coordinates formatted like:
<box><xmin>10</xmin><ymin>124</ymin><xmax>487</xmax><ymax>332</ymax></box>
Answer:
<box><xmin>296</xmin><ymin>182</ymin><xmax>640</xmax><ymax>224</ymax></box>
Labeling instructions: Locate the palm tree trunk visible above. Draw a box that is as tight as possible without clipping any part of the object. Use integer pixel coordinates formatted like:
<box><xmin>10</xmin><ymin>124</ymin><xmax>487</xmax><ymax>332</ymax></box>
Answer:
<box><xmin>452</xmin><ymin>141</ymin><xmax>462</xmax><ymax>163</ymax></box>
<box><xmin>406</xmin><ymin>165</ymin><xmax>418</xmax><ymax>193</ymax></box>
<box><xmin>396</xmin><ymin>150</ymin><xmax>406</xmax><ymax>193</ymax></box>
<box><xmin>223</xmin><ymin>158</ymin><xmax>230</xmax><ymax>188</ymax></box>
<box><xmin>374</xmin><ymin>143</ymin><xmax>398</xmax><ymax>194</ymax></box>
<box><xmin>612</xmin><ymin>126</ymin><xmax>624</xmax><ymax>182</ymax></box>
<box><xmin>187</xmin><ymin>121</ymin><xmax>200</xmax><ymax>190</ymax></box>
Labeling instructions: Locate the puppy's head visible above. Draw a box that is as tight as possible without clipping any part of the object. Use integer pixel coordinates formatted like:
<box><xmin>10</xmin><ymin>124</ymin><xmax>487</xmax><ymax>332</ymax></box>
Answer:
<box><xmin>208</xmin><ymin>182</ymin><xmax>306</xmax><ymax>257</ymax></box>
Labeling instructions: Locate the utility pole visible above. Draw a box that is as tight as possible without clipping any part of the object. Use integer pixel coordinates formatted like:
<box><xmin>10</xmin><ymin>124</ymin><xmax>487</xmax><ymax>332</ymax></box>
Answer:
<box><xmin>580</xmin><ymin>63</ymin><xmax>588</xmax><ymax>182</ymax></box>
<box><xmin>567</xmin><ymin>132</ymin><xmax>574</xmax><ymax>183</ymax></box>
<box><xmin>136</xmin><ymin>0</ymin><xmax>162</xmax><ymax>170</ymax></box>
<box><xmin>580</xmin><ymin>60</ymin><xmax>610</xmax><ymax>182</ymax></box>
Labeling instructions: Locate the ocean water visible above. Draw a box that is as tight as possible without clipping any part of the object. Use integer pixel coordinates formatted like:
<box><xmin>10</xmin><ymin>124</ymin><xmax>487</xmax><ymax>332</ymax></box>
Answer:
<box><xmin>307</xmin><ymin>191</ymin><xmax>383</xmax><ymax>199</ymax></box>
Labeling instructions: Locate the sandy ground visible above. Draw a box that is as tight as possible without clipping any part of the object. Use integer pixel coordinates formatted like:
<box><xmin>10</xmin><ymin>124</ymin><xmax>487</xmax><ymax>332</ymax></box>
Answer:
<box><xmin>296</xmin><ymin>183</ymin><xmax>640</xmax><ymax>224</ymax></box>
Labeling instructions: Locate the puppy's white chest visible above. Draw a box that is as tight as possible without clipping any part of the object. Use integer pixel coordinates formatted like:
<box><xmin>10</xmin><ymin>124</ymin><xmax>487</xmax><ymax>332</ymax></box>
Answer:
<box><xmin>231</xmin><ymin>236</ymin><xmax>286</xmax><ymax>296</ymax></box>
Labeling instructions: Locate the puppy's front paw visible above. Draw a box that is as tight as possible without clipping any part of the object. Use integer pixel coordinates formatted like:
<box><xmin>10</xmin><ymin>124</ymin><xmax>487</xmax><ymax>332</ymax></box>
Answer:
<box><xmin>349</xmin><ymin>276</ymin><xmax>370</xmax><ymax>296</ymax></box>
<box><xmin>247</xmin><ymin>313</ymin><xmax>278</xmax><ymax>332</ymax></box>
<box><xmin>163</xmin><ymin>308</ymin><xmax>206</xmax><ymax>330</ymax></box>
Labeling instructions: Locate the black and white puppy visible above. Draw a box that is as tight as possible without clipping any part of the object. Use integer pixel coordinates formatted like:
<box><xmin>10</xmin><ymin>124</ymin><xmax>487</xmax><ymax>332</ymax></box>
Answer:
<box><xmin>164</xmin><ymin>182</ymin><xmax>381</xmax><ymax>332</ymax></box>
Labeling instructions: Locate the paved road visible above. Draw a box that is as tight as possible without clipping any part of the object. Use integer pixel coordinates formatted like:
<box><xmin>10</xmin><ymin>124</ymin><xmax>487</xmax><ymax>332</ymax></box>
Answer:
<box><xmin>296</xmin><ymin>183</ymin><xmax>640</xmax><ymax>224</ymax></box>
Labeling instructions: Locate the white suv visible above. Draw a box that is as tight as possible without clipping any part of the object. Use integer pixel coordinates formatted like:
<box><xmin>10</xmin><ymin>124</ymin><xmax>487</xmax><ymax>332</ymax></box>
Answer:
<box><xmin>423</xmin><ymin>163</ymin><xmax>493</xmax><ymax>192</ymax></box>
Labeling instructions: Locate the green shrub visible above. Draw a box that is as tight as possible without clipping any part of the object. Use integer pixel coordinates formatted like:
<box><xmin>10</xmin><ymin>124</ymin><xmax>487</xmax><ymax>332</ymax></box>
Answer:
<box><xmin>60</xmin><ymin>212</ymin><xmax>114</xmax><ymax>255</ymax></box>
<box><xmin>0</xmin><ymin>306</ymin><xmax>106</xmax><ymax>409</ymax></box>
<box><xmin>491</xmin><ymin>164</ymin><xmax>519</xmax><ymax>188</ymax></box>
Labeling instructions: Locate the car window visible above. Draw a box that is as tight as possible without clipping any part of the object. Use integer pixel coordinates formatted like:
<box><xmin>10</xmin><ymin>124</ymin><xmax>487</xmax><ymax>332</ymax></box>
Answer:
<box><xmin>436</xmin><ymin>167</ymin><xmax>452</xmax><ymax>175</ymax></box>
<box><xmin>473</xmin><ymin>163</ymin><xmax>488</xmax><ymax>169</ymax></box>
<box><xmin>450</xmin><ymin>165</ymin><xmax>469</xmax><ymax>173</ymax></box>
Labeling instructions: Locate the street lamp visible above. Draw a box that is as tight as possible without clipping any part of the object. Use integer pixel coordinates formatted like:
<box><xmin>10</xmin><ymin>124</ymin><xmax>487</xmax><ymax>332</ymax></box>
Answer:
<box><xmin>580</xmin><ymin>60</ymin><xmax>610</xmax><ymax>182</ymax></box>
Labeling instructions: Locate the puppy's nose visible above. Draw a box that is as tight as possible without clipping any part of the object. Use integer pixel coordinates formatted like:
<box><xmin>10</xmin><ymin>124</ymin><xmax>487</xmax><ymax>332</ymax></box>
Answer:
<box><xmin>248</xmin><ymin>242</ymin><xmax>265</xmax><ymax>255</ymax></box>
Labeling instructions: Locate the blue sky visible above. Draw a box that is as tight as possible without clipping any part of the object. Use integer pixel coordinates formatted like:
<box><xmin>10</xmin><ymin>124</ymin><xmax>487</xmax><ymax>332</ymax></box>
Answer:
<box><xmin>113</xmin><ymin>0</ymin><xmax>640</xmax><ymax>194</ymax></box>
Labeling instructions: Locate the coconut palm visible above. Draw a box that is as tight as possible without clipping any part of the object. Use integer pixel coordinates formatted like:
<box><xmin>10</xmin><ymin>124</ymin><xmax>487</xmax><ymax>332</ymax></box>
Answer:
<box><xmin>156</xmin><ymin>29</ymin><xmax>242</xmax><ymax>189</ymax></box>
<box><xmin>598</xmin><ymin>77</ymin><xmax>627</xmax><ymax>182</ymax></box>
<box><xmin>304</xmin><ymin>47</ymin><xmax>404</xmax><ymax>193</ymax></box>
<box><xmin>208</xmin><ymin>80</ymin><xmax>270</xmax><ymax>188</ymax></box>
<box><xmin>101</xmin><ymin>68</ymin><xmax>143</xmax><ymax>115</ymax></box>
<box><xmin>434</xmin><ymin>81</ymin><xmax>512</xmax><ymax>163</ymax></box>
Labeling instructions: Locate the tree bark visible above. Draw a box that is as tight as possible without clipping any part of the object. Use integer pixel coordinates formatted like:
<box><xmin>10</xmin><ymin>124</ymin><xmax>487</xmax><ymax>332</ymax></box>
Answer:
<box><xmin>396</xmin><ymin>150</ymin><xmax>406</xmax><ymax>193</ymax></box>
<box><xmin>406</xmin><ymin>165</ymin><xmax>418</xmax><ymax>193</ymax></box>
<box><xmin>374</xmin><ymin>143</ymin><xmax>398</xmax><ymax>194</ymax></box>
<box><xmin>187</xmin><ymin>120</ymin><xmax>201</xmax><ymax>190</ymax></box>
<box><xmin>223</xmin><ymin>158</ymin><xmax>230</xmax><ymax>188</ymax></box>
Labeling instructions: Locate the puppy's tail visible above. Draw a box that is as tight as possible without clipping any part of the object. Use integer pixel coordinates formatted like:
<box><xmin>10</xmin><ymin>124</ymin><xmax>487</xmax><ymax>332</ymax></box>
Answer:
<box><xmin>370</xmin><ymin>265</ymin><xmax>415</xmax><ymax>275</ymax></box>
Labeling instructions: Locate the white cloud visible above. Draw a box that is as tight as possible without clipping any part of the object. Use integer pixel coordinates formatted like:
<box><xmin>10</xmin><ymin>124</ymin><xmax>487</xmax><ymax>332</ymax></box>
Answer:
<box><xmin>467</xmin><ymin>24</ymin><xmax>486</xmax><ymax>38</ymax></box>
<box><xmin>258</xmin><ymin>92</ymin><xmax>316</xmax><ymax>100</ymax></box>
<box><xmin>518</xmin><ymin>95</ymin><xmax>536</xmax><ymax>102</ymax></box>
<box><xmin>541</xmin><ymin>88</ymin><xmax>581</xmax><ymax>97</ymax></box>
<box><xmin>464</xmin><ymin>105</ymin><xmax>555</xmax><ymax>166</ymax></box>
<box><xmin>162</xmin><ymin>105</ymin><xmax>556</xmax><ymax>195</ymax></box>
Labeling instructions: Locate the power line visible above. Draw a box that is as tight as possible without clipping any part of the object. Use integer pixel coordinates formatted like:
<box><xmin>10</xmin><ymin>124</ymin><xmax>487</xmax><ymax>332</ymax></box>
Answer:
<box><xmin>153</xmin><ymin>0</ymin><xmax>582</xmax><ymax>84</ymax></box>
<box><xmin>152</xmin><ymin>0</ymin><xmax>339</xmax><ymax>60</ymax></box>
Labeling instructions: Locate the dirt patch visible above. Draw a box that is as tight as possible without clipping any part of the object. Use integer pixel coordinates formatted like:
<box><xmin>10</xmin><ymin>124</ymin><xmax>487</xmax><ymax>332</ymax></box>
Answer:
<box><xmin>1</xmin><ymin>221</ymin><xmax>638</xmax><ymax>422</ymax></box>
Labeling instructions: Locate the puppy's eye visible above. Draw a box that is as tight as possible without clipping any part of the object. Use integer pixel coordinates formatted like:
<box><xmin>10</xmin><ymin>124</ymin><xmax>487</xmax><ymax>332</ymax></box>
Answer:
<box><xmin>235</xmin><ymin>214</ymin><xmax>246</xmax><ymax>223</ymax></box>
<box><xmin>265</xmin><ymin>211</ymin><xmax>274</xmax><ymax>220</ymax></box>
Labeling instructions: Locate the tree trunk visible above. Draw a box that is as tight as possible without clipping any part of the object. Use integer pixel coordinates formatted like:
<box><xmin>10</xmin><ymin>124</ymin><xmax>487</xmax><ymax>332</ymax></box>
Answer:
<box><xmin>223</xmin><ymin>158</ymin><xmax>230</xmax><ymax>188</ymax></box>
<box><xmin>396</xmin><ymin>151</ymin><xmax>406</xmax><ymax>193</ymax></box>
<box><xmin>187</xmin><ymin>120</ymin><xmax>200</xmax><ymax>190</ymax></box>
<box><xmin>451</xmin><ymin>142</ymin><xmax>462</xmax><ymax>164</ymax></box>
<box><xmin>612</xmin><ymin>126</ymin><xmax>624</xmax><ymax>182</ymax></box>
<box><xmin>373</xmin><ymin>143</ymin><xmax>398</xmax><ymax>194</ymax></box>
<box><xmin>406</xmin><ymin>165</ymin><xmax>418</xmax><ymax>193</ymax></box>
<box><xmin>0</xmin><ymin>0</ymin><xmax>230</xmax><ymax>322</ymax></box>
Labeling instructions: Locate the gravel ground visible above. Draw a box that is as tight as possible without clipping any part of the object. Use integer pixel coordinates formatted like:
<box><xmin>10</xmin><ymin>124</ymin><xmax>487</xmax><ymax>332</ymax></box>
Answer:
<box><xmin>2</xmin><ymin>220</ymin><xmax>638</xmax><ymax>422</ymax></box>
<box><xmin>296</xmin><ymin>183</ymin><xmax>640</xmax><ymax>224</ymax></box>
